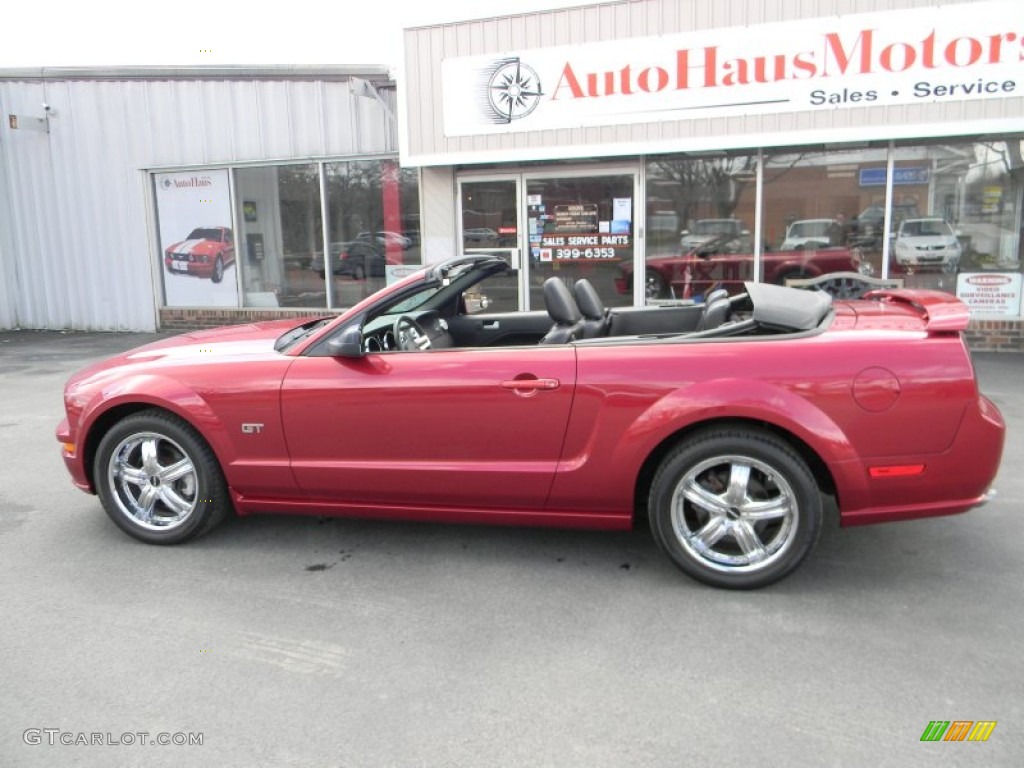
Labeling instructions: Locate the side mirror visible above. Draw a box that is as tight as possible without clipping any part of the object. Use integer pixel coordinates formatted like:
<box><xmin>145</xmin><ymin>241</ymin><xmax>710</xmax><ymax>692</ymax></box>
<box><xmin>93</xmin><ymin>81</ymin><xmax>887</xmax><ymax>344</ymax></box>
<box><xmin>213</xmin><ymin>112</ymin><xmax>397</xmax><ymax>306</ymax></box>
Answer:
<box><xmin>326</xmin><ymin>325</ymin><xmax>364</xmax><ymax>358</ymax></box>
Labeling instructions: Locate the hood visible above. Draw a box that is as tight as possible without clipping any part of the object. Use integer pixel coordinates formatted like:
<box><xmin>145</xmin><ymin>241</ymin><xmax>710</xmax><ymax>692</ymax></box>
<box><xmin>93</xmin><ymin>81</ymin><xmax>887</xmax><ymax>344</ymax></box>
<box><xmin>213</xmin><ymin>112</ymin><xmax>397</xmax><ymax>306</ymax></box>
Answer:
<box><xmin>64</xmin><ymin>318</ymin><xmax>319</xmax><ymax>389</ymax></box>
<box><xmin>896</xmin><ymin>235</ymin><xmax>958</xmax><ymax>248</ymax></box>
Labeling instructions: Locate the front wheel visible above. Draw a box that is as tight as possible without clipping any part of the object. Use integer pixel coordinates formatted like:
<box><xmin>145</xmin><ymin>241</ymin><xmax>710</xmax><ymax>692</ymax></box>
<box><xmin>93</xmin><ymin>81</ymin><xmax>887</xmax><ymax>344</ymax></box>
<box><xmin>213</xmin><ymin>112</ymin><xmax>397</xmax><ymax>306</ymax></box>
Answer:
<box><xmin>648</xmin><ymin>428</ymin><xmax>822</xmax><ymax>589</ymax></box>
<box><xmin>94</xmin><ymin>410</ymin><xmax>231</xmax><ymax>544</ymax></box>
<box><xmin>211</xmin><ymin>256</ymin><xmax>224</xmax><ymax>283</ymax></box>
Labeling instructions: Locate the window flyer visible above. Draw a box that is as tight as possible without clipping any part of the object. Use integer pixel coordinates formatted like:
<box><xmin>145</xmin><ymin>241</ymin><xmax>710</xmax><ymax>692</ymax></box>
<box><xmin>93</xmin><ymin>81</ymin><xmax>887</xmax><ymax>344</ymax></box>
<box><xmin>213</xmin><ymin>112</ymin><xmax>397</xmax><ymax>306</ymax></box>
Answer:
<box><xmin>155</xmin><ymin>170</ymin><xmax>239</xmax><ymax>308</ymax></box>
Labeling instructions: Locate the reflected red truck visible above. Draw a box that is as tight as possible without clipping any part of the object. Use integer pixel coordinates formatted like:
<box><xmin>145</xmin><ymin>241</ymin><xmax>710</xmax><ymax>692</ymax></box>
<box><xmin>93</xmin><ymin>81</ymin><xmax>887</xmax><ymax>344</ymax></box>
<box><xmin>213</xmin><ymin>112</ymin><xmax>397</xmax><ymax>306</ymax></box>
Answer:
<box><xmin>619</xmin><ymin>234</ymin><xmax>867</xmax><ymax>299</ymax></box>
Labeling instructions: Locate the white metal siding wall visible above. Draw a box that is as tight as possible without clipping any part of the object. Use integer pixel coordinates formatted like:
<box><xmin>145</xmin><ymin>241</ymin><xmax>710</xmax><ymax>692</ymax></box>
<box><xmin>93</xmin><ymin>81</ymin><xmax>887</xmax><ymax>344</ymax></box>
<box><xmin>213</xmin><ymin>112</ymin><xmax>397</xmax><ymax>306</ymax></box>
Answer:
<box><xmin>420</xmin><ymin>166</ymin><xmax>457</xmax><ymax>264</ymax></box>
<box><xmin>0</xmin><ymin>76</ymin><xmax>395</xmax><ymax>331</ymax></box>
<box><xmin>401</xmin><ymin>0</ymin><xmax>1022</xmax><ymax>164</ymax></box>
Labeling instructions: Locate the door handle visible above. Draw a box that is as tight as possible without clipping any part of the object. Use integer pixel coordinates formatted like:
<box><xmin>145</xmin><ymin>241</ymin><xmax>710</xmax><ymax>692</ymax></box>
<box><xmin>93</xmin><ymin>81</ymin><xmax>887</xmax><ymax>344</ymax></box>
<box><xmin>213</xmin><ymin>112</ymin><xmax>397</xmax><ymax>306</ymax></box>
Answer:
<box><xmin>500</xmin><ymin>377</ymin><xmax>560</xmax><ymax>391</ymax></box>
<box><xmin>482</xmin><ymin>320</ymin><xmax>500</xmax><ymax>329</ymax></box>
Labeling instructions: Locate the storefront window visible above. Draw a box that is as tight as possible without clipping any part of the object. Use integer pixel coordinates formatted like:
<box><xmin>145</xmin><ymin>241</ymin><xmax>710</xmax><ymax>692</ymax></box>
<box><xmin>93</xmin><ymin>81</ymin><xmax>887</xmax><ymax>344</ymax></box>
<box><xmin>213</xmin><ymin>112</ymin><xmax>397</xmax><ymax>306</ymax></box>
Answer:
<box><xmin>234</xmin><ymin>164</ymin><xmax>325</xmax><ymax>308</ymax></box>
<box><xmin>761</xmin><ymin>146</ymin><xmax>889</xmax><ymax>283</ymax></box>
<box><xmin>325</xmin><ymin>159</ymin><xmax>422</xmax><ymax>307</ymax></box>
<box><xmin>891</xmin><ymin>139</ymin><xmax>1023</xmax><ymax>314</ymax></box>
<box><xmin>644</xmin><ymin>153</ymin><xmax>757</xmax><ymax>301</ymax></box>
<box><xmin>526</xmin><ymin>174</ymin><xmax>635</xmax><ymax>310</ymax></box>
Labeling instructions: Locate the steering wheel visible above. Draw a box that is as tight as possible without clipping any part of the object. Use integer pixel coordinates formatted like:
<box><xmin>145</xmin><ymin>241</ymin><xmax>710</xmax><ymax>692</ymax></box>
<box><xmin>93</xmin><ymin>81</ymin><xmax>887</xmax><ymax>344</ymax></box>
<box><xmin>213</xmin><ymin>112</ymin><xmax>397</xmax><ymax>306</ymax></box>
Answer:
<box><xmin>394</xmin><ymin>315</ymin><xmax>432</xmax><ymax>351</ymax></box>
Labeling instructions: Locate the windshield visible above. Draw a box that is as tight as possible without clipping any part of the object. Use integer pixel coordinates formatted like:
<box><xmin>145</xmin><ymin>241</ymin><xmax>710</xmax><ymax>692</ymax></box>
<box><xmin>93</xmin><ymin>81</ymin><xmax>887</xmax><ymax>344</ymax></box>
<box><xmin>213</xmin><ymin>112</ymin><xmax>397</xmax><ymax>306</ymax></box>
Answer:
<box><xmin>187</xmin><ymin>228</ymin><xmax>224</xmax><ymax>241</ymax></box>
<box><xmin>693</xmin><ymin>220</ymin><xmax>738</xmax><ymax>235</ymax></box>
<box><xmin>902</xmin><ymin>220</ymin><xmax>953</xmax><ymax>237</ymax></box>
<box><xmin>274</xmin><ymin>317</ymin><xmax>334</xmax><ymax>352</ymax></box>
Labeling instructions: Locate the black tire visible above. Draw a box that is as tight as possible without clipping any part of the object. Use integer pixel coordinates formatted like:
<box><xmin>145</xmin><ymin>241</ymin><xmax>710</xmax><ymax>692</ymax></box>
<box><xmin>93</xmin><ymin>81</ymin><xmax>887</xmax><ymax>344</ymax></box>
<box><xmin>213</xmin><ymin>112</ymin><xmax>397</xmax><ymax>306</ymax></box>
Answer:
<box><xmin>352</xmin><ymin>261</ymin><xmax>366</xmax><ymax>281</ymax></box>
<box><xmin>211</xmin><ymin>256</ymin><xmax>224</xmax><ymax>283</ymax></box>
<box><xmin>648</xmin><ymin>427</ymin><xmax>822</xmax><ymax>589</ymax></box>
<box><xmin>94</xmin><ymin>410</ymin><xmax>232</xmax><ymax>545</ymax></box>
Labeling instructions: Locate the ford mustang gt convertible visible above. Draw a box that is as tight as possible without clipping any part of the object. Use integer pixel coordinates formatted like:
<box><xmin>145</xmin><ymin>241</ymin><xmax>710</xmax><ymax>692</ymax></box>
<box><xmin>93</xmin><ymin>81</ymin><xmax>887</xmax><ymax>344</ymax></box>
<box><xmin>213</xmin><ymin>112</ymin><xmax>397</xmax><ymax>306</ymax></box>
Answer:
<box><xmin>57</xmin><ymin>255</ymin><xmax>1004</xmax><ymax>588</ymax></box>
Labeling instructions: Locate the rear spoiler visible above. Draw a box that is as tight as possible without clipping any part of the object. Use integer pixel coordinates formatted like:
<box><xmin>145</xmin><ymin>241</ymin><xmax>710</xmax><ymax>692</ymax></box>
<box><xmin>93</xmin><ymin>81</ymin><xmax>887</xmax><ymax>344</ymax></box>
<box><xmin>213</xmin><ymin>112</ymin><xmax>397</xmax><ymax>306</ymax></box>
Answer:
<box><xmin>863</xmin><ymin>289</ymin><xmax>971</xmax><ymax>332</ymax></box>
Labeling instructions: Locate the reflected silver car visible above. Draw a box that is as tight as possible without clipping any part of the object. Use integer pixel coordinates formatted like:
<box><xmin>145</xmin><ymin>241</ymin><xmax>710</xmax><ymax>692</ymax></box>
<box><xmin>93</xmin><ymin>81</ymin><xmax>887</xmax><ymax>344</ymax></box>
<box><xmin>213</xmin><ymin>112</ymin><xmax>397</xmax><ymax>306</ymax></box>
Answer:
<box><xmin>893</xmin><ymin>218</ymin><xmax>961</xmax><ymax>273</ymax></box>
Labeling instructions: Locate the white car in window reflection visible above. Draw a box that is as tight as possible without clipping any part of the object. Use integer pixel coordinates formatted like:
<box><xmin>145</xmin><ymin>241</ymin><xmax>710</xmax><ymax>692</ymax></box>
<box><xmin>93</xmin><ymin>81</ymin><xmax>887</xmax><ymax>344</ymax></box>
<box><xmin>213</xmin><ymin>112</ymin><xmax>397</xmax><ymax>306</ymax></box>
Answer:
<box><xmin>680</xmin><ymin>219</ymin><xmax>751</xmax><ymax>253</ymax></box>
<box><xmin>780</xmin><ymin>219</ymin><xmax>835</xmax><ymax>250</ymax></box>
<box><xmin>357</xmin><ymin>231</ymin><xmax>412</xmax><ymax>251</ymax></box>
<box><xmin>464</xmin><ymin>227</ymin><xmax>501</xmax><ymax>245</ymax></box>
<box><xmin>893</xmin><ymin>218</ymin><xmax>961</xmax><ymax>273</ymax></box>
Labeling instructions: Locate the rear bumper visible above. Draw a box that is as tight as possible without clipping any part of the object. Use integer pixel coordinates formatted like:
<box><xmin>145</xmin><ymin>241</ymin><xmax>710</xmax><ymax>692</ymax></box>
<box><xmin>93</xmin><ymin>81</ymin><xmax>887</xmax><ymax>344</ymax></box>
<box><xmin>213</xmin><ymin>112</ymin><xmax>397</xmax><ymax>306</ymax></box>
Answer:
<box><xmin>839</xmin><ymin>395</ymin><xmax>1005</xmax><ymax>526</ymax></box>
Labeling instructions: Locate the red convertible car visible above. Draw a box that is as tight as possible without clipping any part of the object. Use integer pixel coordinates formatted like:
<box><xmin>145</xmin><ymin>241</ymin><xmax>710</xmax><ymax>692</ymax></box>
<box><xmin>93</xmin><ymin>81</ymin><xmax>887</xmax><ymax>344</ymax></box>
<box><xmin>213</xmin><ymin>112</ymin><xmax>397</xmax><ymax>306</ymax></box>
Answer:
<box><xmin>164</xmin><ymin>226</ymin><xmax>235</xmax><ymax>283</ymax></box>
<box><xmin>57</xmin><ymin>255</ymin><xmax>1004</xmax><ymax>589</ymax></box>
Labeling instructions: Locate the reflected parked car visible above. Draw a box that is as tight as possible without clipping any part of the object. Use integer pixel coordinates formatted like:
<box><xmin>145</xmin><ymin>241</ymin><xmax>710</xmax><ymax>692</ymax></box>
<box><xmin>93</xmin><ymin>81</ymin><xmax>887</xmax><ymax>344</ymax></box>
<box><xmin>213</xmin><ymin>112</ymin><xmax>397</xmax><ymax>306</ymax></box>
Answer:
<box><xmin>780</xmin><ymin>219</ymin><xmax>835</xmax><ymax>250</ymax></box>
<box><xmin>680</xmin><ymin>219</ymin><xmax>751</xmax><ymax>252</ymax></box>
<box><xmin>464</xmin><ymin>227</ymin><xmax>501</xmax><ymax>245</ymax></box>
<box><xmin>893</xmin><ymin>218</ymin><xmax>962</xmax><ymax>273</ymax></box>
<box><xmin>310</xmin><ymin>240</ymin><xmax>398</xmax><ymax>279</ymax></box>
<box><xmin>164</xmin><ymin>226</ymin><xmax>234</xmax><ymax>283</ymax></box>
<box><xmin>617</xmin><ymin>234</ymin><xmax>869</xmax><ymax>299</ymax></box>
<box><xmin>357</xmin><ymin>230</ymin><xmax>412</xmax><ymax>251</ymax></box>
<box><xmin>57</xmin><ymin>254</ymin><xmax>1004</xmax><ymax>589</ymax></box>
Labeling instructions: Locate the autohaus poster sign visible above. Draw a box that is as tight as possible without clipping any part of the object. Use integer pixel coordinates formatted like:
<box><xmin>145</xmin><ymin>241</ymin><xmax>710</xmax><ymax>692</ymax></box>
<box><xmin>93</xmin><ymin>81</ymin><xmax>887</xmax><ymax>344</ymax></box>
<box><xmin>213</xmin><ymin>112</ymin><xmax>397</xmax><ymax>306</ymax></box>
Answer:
<box><xmin>442</xmin><ymin>1</ymin><xmax>1023</xmax><ymax>136</ymax></box>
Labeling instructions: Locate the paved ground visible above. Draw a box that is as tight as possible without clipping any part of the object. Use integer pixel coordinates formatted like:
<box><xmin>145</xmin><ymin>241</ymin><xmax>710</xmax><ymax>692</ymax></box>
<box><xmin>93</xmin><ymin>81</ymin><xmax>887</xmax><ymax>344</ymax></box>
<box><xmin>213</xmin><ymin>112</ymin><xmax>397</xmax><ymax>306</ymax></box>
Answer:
<box><xmin>0</xmin><ymin>330</ymin><xmax>1021</xmax><ymax>767</ymax></box>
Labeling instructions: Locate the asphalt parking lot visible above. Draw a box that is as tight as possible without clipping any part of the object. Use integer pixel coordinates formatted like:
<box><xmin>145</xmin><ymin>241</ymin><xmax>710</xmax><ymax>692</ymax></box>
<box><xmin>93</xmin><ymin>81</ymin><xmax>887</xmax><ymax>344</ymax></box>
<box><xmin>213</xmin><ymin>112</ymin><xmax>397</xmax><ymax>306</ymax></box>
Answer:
<box><xmin>1</xmin><ymin>330</ymin><xmax>1021</xmax><ymax>767</ymax></box>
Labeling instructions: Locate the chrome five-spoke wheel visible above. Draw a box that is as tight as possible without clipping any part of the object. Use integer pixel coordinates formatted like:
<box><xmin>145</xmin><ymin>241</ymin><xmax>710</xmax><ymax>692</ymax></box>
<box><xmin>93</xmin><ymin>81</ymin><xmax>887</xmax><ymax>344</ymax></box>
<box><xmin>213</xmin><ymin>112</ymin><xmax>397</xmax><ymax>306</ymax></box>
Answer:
<box><xmin>671</xmin><ymin>454</ymin><xmax>797</xmax><ymax>573</ymax></box>
<box><xmin>108</xmin><ymin>432</ymin><xmax>198</xmax><ymax>530</ymax></box>
<box><xmin>94</xmin><ymin>410</ymin><xmax>230</xmax><ymax>544</ymax></box>
<box><xmin>649</xmin><ymin>428</ymin><xmax>822</xmax><ymax>589</ymax></box>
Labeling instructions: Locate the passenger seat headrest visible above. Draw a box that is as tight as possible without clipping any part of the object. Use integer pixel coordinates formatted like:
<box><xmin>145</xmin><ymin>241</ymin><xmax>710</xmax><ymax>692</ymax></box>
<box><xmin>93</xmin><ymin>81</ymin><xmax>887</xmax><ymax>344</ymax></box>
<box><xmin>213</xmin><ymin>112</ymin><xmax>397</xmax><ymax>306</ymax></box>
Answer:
<box><xmin>542</xmin><ymin>277</ymin><xmax>582</xmax><ymax>325</ymax></box>
<box><xmin>572</xmin><ymin>279</ymin><xmax>605</xmax><ymax>321</ymax></box>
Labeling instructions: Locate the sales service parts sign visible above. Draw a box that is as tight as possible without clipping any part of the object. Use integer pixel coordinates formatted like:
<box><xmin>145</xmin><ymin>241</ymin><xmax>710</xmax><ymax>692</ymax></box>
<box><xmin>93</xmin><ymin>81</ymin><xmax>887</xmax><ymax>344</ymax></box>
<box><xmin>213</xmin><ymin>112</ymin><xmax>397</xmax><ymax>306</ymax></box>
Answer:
<box><xmin>442</xmin><ymin>1</ymin><xmax>1024</xmax><ymax>136</ymax></box>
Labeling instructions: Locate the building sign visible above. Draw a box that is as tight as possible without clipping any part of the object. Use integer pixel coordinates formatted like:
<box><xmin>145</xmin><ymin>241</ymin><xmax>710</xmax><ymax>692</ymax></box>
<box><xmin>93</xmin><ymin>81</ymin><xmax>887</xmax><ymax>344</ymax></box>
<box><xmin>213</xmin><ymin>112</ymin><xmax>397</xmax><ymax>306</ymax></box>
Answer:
<box><xmin>529</xmin><ymin>198</ymin><xmax>630</xmax><ymax>262</ymax></box>
<box><xmin>554</xmin><ymin>204</ymin><xmax>599</xmax><ymax>232</ymax></box>
<box><xmin>859</xmin><ymin>167</ymin><xmax>930</xmax><ymax>186</ymax></box>
<box><xmin>956</xmin><ymin>272</ymin><xmax>1023</xmax><ymax>316</ymax></box>
<box><xmin>442</xmin><ymin>1</ymin><xmax>1024</xmax><ymax>136</ymax></box>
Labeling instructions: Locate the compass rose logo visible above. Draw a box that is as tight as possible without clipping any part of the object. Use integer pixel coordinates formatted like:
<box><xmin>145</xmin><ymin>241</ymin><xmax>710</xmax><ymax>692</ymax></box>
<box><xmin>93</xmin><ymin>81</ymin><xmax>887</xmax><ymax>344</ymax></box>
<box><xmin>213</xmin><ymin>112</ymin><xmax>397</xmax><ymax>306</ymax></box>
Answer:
<box><xmin>481</xmin><ymin>58</ymin><xmax>544</xmax><ymax>124</ymax></box>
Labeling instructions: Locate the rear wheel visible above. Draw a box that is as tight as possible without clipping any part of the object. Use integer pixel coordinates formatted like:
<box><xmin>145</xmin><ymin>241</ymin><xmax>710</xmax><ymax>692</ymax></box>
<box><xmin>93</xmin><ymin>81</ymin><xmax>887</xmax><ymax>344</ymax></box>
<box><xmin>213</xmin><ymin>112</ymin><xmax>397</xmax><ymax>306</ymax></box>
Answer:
<box><xmin>94</xmin><ymin>410</ymin><xmax>231</xmax><ymax>544</ymax></box>
<box><xmin>648</xmin><ymin>428</ymin><xmax>822</xmax><ymax>589</ymax></box>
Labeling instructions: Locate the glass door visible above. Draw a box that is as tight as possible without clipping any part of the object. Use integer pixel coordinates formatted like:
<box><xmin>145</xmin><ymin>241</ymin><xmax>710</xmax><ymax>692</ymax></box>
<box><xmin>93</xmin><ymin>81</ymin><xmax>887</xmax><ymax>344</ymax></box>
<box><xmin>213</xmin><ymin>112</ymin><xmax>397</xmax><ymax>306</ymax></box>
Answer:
<box><xmin>458</xmin><ymin>176</ymin><xmax>523</xmax><ymax>313</ymax></box>
<box><xmin>458</xmin><ymin>167</ymin><xmax>642</xmax><ymax>312</ymax></box>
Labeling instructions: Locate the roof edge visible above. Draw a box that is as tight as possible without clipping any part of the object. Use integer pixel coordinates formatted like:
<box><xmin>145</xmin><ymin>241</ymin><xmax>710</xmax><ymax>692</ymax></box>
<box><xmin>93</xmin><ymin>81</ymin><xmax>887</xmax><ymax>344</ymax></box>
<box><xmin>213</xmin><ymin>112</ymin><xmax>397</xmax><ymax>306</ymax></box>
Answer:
<box><xmin>0</xmin><ymin>64</ymin><xmax>393</xmax><ymax>82</ymax></box>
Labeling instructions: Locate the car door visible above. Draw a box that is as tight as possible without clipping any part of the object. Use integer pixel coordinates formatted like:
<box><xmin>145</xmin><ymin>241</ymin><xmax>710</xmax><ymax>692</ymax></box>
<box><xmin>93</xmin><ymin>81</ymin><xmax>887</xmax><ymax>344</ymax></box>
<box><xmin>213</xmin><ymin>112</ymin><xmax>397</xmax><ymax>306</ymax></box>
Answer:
<box><xmin>280</xmin><ymin>345</ymin><xmax>577</xmax><ymax>511</ymax></box>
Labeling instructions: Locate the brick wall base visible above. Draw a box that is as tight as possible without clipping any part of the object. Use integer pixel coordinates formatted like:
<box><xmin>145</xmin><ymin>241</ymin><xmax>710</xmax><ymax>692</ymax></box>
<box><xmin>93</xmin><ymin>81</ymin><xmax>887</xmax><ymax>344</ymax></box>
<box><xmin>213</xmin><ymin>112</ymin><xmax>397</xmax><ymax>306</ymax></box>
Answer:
<box><xmin>964</xmin><ymin>319</ymin><xmax>1024</xmax><ymax>352</ymax></box>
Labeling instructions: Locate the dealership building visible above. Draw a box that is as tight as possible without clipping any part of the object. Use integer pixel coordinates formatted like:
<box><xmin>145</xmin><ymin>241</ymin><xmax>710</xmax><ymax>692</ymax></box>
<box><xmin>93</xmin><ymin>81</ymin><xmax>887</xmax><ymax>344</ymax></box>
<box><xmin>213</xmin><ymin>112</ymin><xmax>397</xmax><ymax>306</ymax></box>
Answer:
<box><xmin>1</xmin><ymin>0</ymin><xmax>1023</xmax><ymax>350</ymax></box>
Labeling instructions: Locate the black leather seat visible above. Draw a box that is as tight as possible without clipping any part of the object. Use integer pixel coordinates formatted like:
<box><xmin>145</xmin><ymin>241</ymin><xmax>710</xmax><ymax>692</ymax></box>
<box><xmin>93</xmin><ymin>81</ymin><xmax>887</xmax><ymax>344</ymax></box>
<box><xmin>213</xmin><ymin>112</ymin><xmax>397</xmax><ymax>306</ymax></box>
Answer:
<box><xmin>572</xmin><ymin>279</ymin><xmax>610</xmax><ymax>338</ymax></box>
<box><xmin>696</xmin><ymin>296</ymin><xmax>731</xmax><ymax>331</ymax></box>
<box><xmin>539</xmin><ymin>277</ymin><xmax>583</xmax><ymax>344</ymax></box>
